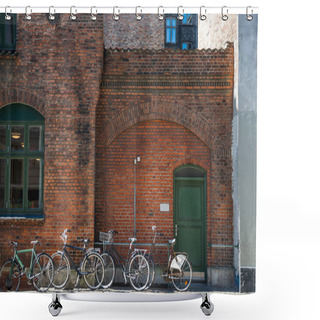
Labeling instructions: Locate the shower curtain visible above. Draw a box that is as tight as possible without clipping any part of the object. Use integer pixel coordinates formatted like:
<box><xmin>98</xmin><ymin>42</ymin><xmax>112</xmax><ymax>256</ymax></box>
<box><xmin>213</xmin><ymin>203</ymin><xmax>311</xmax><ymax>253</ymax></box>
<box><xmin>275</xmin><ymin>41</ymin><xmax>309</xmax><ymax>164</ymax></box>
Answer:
<box><xmin>0</xmin><ymin>8</ymin><xmax>258</xmax><ymax>295</ymax></box>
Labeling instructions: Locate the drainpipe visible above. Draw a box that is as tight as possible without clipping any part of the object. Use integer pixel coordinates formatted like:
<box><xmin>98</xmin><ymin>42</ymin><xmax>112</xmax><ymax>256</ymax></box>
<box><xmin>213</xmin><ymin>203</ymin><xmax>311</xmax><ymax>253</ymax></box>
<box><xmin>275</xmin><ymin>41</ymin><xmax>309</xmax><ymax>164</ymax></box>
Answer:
<box><xmin>133</xmin><ymin>156</ymin><xmax>140</xmax><ymax>237</ymax></box>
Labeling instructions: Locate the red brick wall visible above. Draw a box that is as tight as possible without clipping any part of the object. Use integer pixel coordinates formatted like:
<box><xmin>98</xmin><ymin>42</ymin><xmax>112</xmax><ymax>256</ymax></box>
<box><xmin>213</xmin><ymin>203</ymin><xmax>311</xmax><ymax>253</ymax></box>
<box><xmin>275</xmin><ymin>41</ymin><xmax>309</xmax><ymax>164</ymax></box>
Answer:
<box><xmin>100</xmin><ymin>119</ymin><xmax>211</xmax><ymax>239</ymax></box>
<box><xmin>96</xmin><ymin>45</ymin><xmax>234</xmax><ymax>268</ymax></box>
<box><xmin>0</xmin><ymin>14</ymin><xmax>103</xmax><ymax>266</ymax></box>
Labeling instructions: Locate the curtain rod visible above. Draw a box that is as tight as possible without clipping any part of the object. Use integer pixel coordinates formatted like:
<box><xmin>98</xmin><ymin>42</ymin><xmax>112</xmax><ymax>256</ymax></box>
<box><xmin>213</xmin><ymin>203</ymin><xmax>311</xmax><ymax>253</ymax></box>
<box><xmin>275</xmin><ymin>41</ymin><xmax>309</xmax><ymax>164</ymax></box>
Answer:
<box><xmin>0</xmin><ymin>6</ymin><xmax>258</xmax><ymax>15</ymax></box>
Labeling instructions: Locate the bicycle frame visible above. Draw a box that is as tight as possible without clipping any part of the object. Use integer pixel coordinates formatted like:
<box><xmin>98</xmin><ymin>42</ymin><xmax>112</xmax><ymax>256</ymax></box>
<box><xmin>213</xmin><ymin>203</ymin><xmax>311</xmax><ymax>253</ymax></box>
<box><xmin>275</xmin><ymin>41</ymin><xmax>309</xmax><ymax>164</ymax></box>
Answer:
<box><xmin>149</xmin><ymin>230</ymin><xmax>188</xmax><ymax>278</ymax></box>
<box><xmin>59</xmin><ymin>244</ymin><xmax>90</xmax><ymax>276</ymax></box>
<box><xmin>107</xmin><ymin>243</ymin><xmax>134</xmax><ymax>275</ymax></box>
<box><xmin>12</xmin><ymin>246</ymin><xmax>39</xmax><ymax>279</ymax></box>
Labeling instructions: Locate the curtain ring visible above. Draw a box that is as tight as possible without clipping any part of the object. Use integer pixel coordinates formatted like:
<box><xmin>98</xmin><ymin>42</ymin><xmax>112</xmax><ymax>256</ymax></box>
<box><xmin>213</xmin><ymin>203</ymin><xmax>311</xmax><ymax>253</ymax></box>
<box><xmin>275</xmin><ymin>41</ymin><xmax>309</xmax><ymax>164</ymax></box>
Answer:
<box><xmin>177</xmin><ymin>6</ymin><xmax>184</xmax><ymax>20</ymax></box>
<box><xmin>221</xmin><ymin>6</ymin><xmax>228</xmax><ymax>21</ymax></box>
<box><xmin>5</xmin><ymin>6</ymin><xmax>11</xmax><ymax>21</ymax></box>
<box><xmin>70</xmin><ymin>6</ymin><xmax>77</xmax><ymax>20</ymax></box>
<box><xmin>135</xmin><ymin>6</ymin><xmax>142</xmax><ymax>20</ymax></box>
<box><xmin>158</xmin><ymin>6</ymin><xmax>164</xmax><ymax>20</ymax></box>
<box><xmin>25</xmin><ymin>6</ymin><xmax>32</xmax><ymax>20</ymax></box>
<box><xmin>90</xmin><ymin>6</ymin><xmax>97</xmax><ymax>21</ymax></box>
<box><xmin>246</xmin><ymin>6</ymin><xmax>253</xmax><ymax>21</ymax></box>
<box><xmin>113</xmin><ymin>6</ymin><xmax>120</xmax><ymax>21</ymax></box>
<box><xmin>49</xmin><ymin>6</ymin><xmax>55</xmax><ymax>20</ymax></box>
<box><xmin>200</xmin><ymin>6</ymin><xmax>207</xmax><ymax>21</ymax></box>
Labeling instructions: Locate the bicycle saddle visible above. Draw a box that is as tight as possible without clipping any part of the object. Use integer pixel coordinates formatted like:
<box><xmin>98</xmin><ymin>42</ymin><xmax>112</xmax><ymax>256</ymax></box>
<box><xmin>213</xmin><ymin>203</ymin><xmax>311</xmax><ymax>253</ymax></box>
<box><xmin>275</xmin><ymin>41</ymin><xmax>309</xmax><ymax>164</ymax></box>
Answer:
<box><xmin>81</xmin><ymin>239</ymin><xmax>90</xmax><ymax>244</ymax></box>
<box><xmin>168</xmin><ymin>239</ymin><xmax>176</xmax><ymax>245</ymax></box>
<box><xmin>129</xmin><ymin>238</ymin><xmax>137</xmax><ymax>243</ymax></box>
<box><xmin>10</xmin><ymin>241</ymin><xmax>18</xmax><ymax>247</ymax></box>
<box><xmin>31</xmin><ymin>240</ymin><xmax>39</xmax><ymax>245</ymax></box>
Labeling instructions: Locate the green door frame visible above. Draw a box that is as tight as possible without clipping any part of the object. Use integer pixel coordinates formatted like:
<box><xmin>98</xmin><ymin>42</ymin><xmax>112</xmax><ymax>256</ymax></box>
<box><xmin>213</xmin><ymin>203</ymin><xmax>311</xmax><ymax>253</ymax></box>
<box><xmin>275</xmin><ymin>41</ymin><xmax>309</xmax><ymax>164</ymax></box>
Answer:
<box><xmin>173</xmin><ymin>164</ymin><xmax>207</xmax><ymax>279</ymax></box>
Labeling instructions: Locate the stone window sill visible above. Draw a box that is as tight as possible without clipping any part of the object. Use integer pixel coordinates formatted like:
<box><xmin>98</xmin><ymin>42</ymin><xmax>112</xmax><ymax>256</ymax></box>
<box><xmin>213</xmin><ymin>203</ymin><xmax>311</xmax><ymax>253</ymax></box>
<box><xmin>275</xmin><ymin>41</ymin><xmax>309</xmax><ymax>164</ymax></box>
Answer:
<box><xmin>0</xmin><ymin>50</ymin><xmax>18</xmax><ymax>60</ymax></box>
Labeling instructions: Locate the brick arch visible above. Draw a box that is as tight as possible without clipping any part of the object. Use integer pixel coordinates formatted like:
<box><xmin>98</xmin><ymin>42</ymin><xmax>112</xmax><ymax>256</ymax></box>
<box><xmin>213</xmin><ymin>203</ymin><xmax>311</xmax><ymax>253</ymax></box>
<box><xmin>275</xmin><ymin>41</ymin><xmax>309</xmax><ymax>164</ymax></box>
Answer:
<box><xmin>100</xmin><ymin>101</ymin><xmax>216</xmax><ymax>149</ymax></box>
<box><xmin>171</xmin><ymin>158</ymin><xmax>210</xmax><ymax>176</ymax></box>
<box><xmin>0</xmin><ymin>87</ymin><xmax>47</xmax><ymax>116</ymax></box>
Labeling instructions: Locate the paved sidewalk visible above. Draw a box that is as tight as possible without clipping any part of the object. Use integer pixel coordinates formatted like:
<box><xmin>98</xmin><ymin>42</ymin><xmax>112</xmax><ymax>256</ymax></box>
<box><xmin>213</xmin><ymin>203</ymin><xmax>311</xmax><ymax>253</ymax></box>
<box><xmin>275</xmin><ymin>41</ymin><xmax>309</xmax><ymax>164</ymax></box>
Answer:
<box><xmin>47</xmin><ymin>282</ymin><xmax>236</xmax><ymax>294</ymax></box>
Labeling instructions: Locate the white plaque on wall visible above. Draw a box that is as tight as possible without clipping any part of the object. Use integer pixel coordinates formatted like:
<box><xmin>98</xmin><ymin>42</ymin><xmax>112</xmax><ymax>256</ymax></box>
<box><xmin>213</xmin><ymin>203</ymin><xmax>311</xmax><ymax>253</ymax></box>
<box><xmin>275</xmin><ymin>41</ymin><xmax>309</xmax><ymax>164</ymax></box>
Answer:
<box><xmin>160</xmin><ymin>203</ymin><xmax>169</xmax><ymax>212</ymax></box>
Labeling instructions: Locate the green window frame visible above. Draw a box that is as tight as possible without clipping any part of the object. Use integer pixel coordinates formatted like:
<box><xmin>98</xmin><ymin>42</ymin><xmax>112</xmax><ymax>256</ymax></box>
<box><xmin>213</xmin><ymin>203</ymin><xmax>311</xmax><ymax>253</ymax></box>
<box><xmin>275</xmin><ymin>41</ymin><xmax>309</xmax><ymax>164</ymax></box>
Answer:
<box><xmin>0</xmin><ymin>103</ymin><xmax>44</xmax><ymax>218</ymax></box>
<box><xmin>0</xmin><ymin>13</ymin><xmax>17</xmax><ymax>51</ymax></box>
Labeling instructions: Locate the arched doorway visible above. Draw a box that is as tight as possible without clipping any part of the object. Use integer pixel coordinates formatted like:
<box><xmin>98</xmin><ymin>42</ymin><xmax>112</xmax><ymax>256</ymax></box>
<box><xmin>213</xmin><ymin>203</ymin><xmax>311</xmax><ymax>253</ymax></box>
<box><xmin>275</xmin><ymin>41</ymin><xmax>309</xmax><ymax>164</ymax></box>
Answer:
<box><xmin>174</xmin><ymin>165</ymin><xmax>206</xmax><ymax>280</ymax></box>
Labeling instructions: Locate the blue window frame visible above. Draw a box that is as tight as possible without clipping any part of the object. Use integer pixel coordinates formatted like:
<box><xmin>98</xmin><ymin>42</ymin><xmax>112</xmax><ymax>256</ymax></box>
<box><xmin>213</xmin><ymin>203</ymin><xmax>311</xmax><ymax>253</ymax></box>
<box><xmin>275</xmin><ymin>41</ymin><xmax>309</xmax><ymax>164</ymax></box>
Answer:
<box><xmin>166</xmin><ymin>18</ymin><xmax>176</xmax><ymax>44</ymax></box>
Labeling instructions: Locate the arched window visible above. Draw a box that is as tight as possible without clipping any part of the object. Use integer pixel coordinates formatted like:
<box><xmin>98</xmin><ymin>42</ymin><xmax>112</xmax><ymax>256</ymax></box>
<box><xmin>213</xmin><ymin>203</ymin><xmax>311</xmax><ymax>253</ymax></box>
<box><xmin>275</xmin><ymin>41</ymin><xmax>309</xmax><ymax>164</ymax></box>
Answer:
<box><xmin>0</xmin><ymin>103</ymin><xmax>44</xmax><ymax>218</ymax></box>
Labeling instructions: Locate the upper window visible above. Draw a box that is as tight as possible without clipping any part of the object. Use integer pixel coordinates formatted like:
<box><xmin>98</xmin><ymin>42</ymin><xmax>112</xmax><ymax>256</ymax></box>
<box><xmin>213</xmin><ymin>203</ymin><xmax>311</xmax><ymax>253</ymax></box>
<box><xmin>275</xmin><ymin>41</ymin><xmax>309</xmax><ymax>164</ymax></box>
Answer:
<box><xmin>0</xmin><ymin>104</ymin><xmax>44</xmax><ymax>218</ymax></box>
<box><xmin>182</xmin><ymin>14</ymin><xmax>192</xmax><ymax>24</ymax></box>
<box><xmin>0</xmin><ymin>13</ymin><xmax>17</xmax><ymax>52</ymax></box>
<box><xmin>166</xmin><ymin>18</ymin><xmax>176</xmax><ymax>44</ymax></box>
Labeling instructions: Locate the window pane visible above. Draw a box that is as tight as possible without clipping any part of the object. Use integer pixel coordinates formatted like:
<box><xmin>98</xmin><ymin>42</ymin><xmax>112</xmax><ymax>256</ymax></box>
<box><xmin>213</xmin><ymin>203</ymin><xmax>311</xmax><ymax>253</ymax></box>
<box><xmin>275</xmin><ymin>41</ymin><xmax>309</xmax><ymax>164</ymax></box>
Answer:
<box><xmin>172</xmin><ymin>29</ymin><xmax>176</xmax><ymax>43</ymax></box>
<box><xmin>29</xmin><ymin>126</ymin><xmax>41</xmax><ymax>151</ymax></box>
<box><xmin>183</xmin><ymin>14</ymin><xmax>192</xmax><ymax>24</ymax></box>
<box><xmin>5</xmin><ymin>22</ymin><xmax>13</xmax><ymax>47</ymax></box>
<box><xmin>166</xmin><ymin>28</ymin><xmax>171</xmax><ymax>43</ymax></box>
<box><xmin>182</xmin><ymin>43</ymin><xmax>188</xmax><ymax>50</ymax></box>
<box><xmin>11</xmin><ymin>126</ymin><xmax>24</xmax><ymax>151</ymax></box>
<box><xmin>172</xmin><ymin>19</ymin><xmax>176</xmax><ymax>27</ymax></box>
<box><xmin>166</xmin><ymin>19</ymin><xmax>171</xmax><ymax>27</ymax></box>
<box><xmin>0</xmin><ymin>159</ymin><xmax>5</xmax><ymax>208</ymax></box>
<box><xmin>182</xmin><ymin>14</ymin><xmax>187</xmax><ymax>23</ymax></box>
<box><xmin>10</xmin><ymin>159</ymin><xmax>23</xmax><ymax>208</ymax></box>
<box><xmin>0</xmin><ymin>126</ymin><xmax>6</xmax><ymax>151</ymax></box>
<box><xmin>28</xmin><ymin>159</ymin><xmax>40</xmax><ymax>208</ymax></box>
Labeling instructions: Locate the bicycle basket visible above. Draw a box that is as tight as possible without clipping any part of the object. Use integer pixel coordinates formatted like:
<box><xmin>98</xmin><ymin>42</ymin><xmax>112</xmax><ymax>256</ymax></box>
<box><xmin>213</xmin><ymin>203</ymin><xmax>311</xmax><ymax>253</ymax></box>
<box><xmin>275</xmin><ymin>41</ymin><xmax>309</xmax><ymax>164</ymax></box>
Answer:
<box><xmin>99</xmin><ymin>231</ymin><xmax>114</xmax><ymax>244</ymax></box>
<box><xmin>170</xmin><ymin>254</ymin><xmax>187</xmax><ymax>271</ymax></box>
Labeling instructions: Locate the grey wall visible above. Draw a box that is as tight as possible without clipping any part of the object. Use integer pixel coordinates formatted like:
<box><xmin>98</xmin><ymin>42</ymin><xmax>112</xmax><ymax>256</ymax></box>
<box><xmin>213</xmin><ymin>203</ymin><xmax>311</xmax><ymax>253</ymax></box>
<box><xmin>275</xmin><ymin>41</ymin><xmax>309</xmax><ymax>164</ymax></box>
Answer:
<box><xmin>238</xmin><ymin>14</ymin><xmax>258</xmax><ymax>292</ymax></box>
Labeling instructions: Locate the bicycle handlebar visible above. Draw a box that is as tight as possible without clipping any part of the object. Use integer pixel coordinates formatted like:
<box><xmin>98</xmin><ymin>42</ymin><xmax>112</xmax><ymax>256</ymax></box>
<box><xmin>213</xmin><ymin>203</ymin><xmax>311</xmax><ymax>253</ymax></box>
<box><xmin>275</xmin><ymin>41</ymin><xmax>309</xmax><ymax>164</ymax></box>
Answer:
<box><xmin>60</xmin><ymin>228</ymin><xmax>71</xmax><ymax>244</ymax></box>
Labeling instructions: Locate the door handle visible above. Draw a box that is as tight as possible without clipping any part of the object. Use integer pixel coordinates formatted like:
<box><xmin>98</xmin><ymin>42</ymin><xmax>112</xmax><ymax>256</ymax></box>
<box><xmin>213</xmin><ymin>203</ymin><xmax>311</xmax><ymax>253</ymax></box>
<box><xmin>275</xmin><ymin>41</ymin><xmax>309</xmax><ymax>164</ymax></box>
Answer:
<box><xmin>175</xmin><ymin>224</ymin><xmax>178</xmax><ymax>237</ymax></box>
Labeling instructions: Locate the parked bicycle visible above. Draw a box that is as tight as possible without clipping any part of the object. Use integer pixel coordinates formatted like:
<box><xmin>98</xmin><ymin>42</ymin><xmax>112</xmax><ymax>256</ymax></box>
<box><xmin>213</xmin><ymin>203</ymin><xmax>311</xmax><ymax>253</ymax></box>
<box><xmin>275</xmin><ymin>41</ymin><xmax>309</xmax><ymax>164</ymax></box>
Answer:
<box><xmin>99</xmin><ymin>230</ymin><xmax>150</xmax><ymax>291</ymax></box>
<box><xmin>146</xmin><ymin>226</ymin><xmax>192</xmax><ymax>291</ymax></box>
<box><xmin>51</xmin><ymin>229</ymin><xmax>104</xmax><ymax>290</ymax></box>
<box><xmin>0</xmin><ymin>240</ymin><xmax>54</xmax><ymax>292</ymax></box>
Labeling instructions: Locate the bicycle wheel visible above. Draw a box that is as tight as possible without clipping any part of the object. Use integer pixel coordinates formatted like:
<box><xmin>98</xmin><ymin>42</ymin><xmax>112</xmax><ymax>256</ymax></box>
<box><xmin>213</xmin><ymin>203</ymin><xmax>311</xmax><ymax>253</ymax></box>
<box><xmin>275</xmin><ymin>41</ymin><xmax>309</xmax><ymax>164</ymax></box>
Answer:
<box><xmin>128</xmin><ymin>254</ymin><xmax>150</xmax><ymax>291</ymax></box>
<box><xmin>170</xmin><ymin>254</ymin><xmax>192</xmax><ymax>291</ymax></box>
<box><xmin>32</xmin><ymin>253</ymin><xmax>54</xmax><ymax>292</ymax></box>
<box><xmin>144</xmin><ymin>254</ymin><xmax>155</xmax><ymax>290</ymax></box>
<box><xmin>51</xmin><ymin>252</ymin><xmax>70</xmax><ymax>289</ymax></box>
<box><xmin>82</xmin><ymin>252</ymin><xmax>105</xmax><ymax>290</ymax></box>
<box><xmin>100</xmin><ymin>252</ymin><xmax>115</xmax><ymax>289</ymax></box>
<box><xmin>0</xmin><ymin>260</ymin><xmax>21</xmax><ymax>292</ymax></box>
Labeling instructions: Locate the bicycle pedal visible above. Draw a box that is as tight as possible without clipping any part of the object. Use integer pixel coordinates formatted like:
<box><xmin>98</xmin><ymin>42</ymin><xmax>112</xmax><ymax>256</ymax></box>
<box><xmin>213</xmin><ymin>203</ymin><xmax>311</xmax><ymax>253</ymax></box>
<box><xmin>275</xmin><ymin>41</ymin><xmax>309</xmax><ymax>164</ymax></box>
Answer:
<box><xmin>161</xmin><ymin>275</ymin><xmax>170</xmax><ymax>282</ymax></box>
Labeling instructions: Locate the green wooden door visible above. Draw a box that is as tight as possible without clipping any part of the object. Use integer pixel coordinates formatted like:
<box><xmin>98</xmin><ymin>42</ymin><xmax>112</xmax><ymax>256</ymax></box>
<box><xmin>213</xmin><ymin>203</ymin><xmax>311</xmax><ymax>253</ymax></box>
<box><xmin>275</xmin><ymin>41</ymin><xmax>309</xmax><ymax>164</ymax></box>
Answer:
<box><xmin>174</xmin><ymin>167</ymin><xmax>206</xmax><ymax>276</ymax></box>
